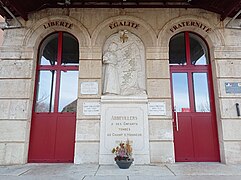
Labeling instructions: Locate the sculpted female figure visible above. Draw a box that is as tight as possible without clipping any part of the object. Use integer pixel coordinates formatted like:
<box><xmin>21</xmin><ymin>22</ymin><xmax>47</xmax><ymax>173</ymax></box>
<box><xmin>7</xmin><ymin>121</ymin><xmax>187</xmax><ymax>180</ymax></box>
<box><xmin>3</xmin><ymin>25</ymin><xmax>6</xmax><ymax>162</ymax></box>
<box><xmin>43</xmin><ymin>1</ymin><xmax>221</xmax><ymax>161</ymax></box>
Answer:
<box><xmin>102</xmin><ymin>42</ymin><xmax>120</xmax><ymax>95</ymax></box>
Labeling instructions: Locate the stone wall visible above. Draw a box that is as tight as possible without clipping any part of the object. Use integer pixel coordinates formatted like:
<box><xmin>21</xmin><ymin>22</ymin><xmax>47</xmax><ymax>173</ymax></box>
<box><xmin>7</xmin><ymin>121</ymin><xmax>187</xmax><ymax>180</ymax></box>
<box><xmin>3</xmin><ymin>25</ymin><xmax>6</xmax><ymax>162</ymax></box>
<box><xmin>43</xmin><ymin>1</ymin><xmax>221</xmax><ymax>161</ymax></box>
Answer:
<box><xmin>0</xmin><ymin>8</ymin><xmax>241</xmax><ymax>165</ymax></box>
<box><xmin>0</xmin><ymin>42</ymin><xmax>33</xmax><ymax>164</ymax></box>
<box><xmin>0</xmin><ymin>16</ymin><xmax>4</xmax><ymax>45</ymax></box>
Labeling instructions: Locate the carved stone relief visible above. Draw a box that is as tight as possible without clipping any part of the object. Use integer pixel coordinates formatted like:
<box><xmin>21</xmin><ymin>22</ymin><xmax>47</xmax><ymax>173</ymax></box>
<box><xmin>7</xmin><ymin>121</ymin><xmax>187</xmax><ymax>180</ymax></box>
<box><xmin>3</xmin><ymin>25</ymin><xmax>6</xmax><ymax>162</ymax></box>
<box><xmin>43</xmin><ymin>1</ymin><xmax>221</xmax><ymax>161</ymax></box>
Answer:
<box><xmin>102</xmin><ymin>31</ymin><xmax>146</xmax><ymax>96</ymax></box>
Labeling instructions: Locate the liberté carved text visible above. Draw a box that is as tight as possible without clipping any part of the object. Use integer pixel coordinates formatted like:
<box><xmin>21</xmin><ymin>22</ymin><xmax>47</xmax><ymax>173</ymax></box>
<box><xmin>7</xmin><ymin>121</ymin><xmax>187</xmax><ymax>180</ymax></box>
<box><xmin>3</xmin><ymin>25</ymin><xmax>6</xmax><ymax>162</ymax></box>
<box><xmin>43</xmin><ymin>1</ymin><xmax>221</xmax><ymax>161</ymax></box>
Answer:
<box><xmin>43</xmin><ymin>21</ymin><xmax>73</xmax><ymax>29</ymax></box>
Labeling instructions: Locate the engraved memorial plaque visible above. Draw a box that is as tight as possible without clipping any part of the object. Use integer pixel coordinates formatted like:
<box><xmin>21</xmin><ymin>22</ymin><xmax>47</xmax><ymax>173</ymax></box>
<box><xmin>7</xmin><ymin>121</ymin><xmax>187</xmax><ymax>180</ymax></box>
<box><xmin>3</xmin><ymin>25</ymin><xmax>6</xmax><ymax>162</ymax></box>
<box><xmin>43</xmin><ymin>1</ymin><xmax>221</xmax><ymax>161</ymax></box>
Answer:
<box><xmin>148</xmin><ymin>102</ymin><xmax>166</xmax><ymax>115</ymax></box>
<box><xmin>100</xmin><ymin>97</ymin><xmax>150</xmax><ymax>164</ymax></box>
<box><xmin>80</xmin><ymin>82</ymin><xmax>98</xmax><ymax>95</ymax></box>
<box><xmin>83</xmin><ymin>102</ymin><xmax>100</xmax><ymax>115</ymax></box>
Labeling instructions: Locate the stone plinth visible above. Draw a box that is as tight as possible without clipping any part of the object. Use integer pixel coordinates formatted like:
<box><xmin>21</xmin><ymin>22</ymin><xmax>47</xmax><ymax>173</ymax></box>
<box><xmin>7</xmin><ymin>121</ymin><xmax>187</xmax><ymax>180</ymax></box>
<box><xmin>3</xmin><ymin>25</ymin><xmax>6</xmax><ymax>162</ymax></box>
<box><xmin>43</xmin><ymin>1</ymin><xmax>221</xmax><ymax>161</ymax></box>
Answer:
<box><xmin>99</xmin><ymin>95</ymin><xmax>150</xmax><ymax>164</ymax></box>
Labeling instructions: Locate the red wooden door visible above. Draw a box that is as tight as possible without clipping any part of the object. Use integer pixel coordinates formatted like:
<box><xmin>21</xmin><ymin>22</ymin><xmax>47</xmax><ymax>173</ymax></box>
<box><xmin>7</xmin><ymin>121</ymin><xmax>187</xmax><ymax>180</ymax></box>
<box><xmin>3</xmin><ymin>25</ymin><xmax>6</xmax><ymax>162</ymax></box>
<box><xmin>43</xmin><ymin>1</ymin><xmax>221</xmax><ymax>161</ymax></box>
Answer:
<box><xmin>28</xmin><ymin>32</ymin><xmax>79</xmax><ymax>162</ymax></box>
<box><xmin>170</xmin><ymin>32</ymin><xmax>220</xmax><ymax>162</ymax></box>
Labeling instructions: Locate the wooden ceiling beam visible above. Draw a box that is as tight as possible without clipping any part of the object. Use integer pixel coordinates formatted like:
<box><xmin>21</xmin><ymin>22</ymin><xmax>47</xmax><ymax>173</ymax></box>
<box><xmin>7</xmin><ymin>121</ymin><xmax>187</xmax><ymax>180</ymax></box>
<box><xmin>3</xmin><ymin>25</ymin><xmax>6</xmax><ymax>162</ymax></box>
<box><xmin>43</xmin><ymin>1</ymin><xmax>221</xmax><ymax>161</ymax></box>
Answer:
<box><xmin>220</xmin><ymin>0</ymin><xmax>241</xmax><ymax>21</ymax></box>
<box><xmin>1</xmin><ymin>0</ymin><xmax>28</xmax><ymax>20</ymax></box>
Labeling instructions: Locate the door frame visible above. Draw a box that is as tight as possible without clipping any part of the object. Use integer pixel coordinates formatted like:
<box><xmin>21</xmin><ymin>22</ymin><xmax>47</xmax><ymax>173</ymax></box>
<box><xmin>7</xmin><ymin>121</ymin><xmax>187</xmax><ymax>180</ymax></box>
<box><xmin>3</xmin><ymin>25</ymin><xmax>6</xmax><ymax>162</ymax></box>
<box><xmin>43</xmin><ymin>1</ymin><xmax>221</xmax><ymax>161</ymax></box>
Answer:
<box><xmin>170</xmin><ymin>31</ymin><xmax>220</xmax><ymax>162</ymax></box>
<box><xmin>28</xmin><ymin>31</ymin><xmax>79</xmax><ymax>163</ymax></box>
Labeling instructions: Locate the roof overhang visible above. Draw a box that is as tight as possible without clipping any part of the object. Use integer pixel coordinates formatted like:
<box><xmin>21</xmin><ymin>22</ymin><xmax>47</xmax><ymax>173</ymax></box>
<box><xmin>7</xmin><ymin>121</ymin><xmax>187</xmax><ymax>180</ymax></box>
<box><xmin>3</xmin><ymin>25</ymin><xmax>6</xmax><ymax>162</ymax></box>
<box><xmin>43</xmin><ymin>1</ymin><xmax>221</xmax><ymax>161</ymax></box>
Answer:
<box><xmin>0</xmin><ymin>0</ymin><xmax>241</xmax><ymax>22</ymax></box>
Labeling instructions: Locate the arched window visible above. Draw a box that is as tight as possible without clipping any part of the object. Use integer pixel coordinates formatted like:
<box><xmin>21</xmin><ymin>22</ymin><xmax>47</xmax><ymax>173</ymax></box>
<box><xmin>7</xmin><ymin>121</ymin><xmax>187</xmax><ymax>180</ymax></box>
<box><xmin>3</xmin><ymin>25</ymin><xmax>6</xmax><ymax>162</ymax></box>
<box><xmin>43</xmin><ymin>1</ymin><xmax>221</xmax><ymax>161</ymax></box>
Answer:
<box><xmin>169</xmin><ymin>32</ymin><xmax>211</xmax><ymax>112</ymax></box>
<box><xmin>35</xmin><ymin>32</ymin><xmax>79</xmax><ymax>113</ymax></box>
<box><xmin>169</xmin><ymin>32</ymin><xmax>209</xmax><ymax>66</ymax></box>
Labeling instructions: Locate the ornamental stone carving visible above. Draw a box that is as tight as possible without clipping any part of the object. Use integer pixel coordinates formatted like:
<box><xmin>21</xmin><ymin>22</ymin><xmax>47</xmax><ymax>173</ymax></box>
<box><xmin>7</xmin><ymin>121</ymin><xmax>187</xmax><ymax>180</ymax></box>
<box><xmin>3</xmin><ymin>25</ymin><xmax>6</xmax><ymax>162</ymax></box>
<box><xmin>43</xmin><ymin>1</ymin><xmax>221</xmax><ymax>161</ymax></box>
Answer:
<box><xmin>102</xmin><ymin>31</ymin><xmax>146</xmax><ymax>96</ymax></box>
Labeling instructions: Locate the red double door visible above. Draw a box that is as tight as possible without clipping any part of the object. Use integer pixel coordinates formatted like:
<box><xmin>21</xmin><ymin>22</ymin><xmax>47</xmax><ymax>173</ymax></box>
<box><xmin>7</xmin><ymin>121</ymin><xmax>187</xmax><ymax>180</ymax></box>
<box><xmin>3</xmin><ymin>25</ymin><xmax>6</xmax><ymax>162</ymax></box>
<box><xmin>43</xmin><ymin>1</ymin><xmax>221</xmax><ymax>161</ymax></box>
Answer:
<box><xmin>28</xmin><ymin>32</ymin><xmax>79</xmax><ymax>162</ymax></box>
<box><xmin>170</xmin><ymin>32</ymin><xmax>220</xmax><ymax>162</ymax></box>
<box><xmin>29</xmin><ymin>114</ymin><xmax>76</xmax><ymax>162</ymax></box>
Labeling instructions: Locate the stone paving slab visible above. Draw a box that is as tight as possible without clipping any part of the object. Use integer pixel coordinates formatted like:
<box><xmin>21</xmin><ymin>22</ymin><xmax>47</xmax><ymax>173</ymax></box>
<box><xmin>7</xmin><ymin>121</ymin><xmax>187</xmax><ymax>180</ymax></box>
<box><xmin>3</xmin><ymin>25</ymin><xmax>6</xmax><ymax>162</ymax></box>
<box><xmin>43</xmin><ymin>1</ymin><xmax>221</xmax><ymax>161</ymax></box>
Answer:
<box><xmin>0</xmin><ymin>164</ymin><xmax>99</xmax><ymax>180</ymax></box>
<box><xmin>0</xmin><ymin>175</ymin><xmax>76</xmax><ymax>180</ymax></box>
<box><xmin>23</xmin><ymin>163</ymin><xmax>98</xmax><ymax>176</ymax></box>
<box><xmin>1</xmin><ymin>175</ymin><xmax>241</xmax><ymax>180</ymax></box>
<box><xmin>84</xmin><ymin>175</ymin><xmax>127</xmax><ymax>180</ymax></box>
<box><xmin>129</xmin><ymin>175</ymin><xmax>241</xmax><ymax>180</ymax></box>
<box><xmin>96</xmin><ymin>164</ymin><xmax>174</xmax><ymax>176</ymax></box>
<box><xmin>0</xmin><ymin>165</ymin><xmax>31</xmax><ymax>176</ymax></box>
<box><xmin>166</xmin><ymin>162</ymin><xmax>241</xmax><ymax>176</ymax></box>
<box><xmin>1</xmin><ymin>163</ymin><xmax>241</xmax><ymax>180</ymax></box>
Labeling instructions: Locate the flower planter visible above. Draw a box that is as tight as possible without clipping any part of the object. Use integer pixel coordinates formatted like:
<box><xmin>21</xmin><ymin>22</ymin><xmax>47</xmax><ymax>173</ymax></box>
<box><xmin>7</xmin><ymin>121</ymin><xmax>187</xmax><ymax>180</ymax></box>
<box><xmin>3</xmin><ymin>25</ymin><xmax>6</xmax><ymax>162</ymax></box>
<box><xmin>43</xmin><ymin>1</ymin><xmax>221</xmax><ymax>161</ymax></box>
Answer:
<box><xmin>115</xmin><ymin>159</ymin><xmax>133</xmax><ymax>169</ymax></box>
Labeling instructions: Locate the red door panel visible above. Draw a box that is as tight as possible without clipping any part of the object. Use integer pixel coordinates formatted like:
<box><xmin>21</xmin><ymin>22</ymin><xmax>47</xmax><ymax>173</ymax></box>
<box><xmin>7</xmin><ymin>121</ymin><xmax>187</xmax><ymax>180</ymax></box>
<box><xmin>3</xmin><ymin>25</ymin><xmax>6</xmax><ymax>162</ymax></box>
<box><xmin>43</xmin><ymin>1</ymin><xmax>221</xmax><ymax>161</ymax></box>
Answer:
<box><xmin>174</xmin><ymin>114</ymin><xmax>194</xmax><ymax>161</ymax></box>
<box><xmin>55</xmin><ymin>115</ymin><xmax>76</xmax><ymax>162</ymax></box>
<box><xmin>29</xmin><ymin>114</ymin><xmax>76</xmax><ymax>162</ymax></box>
<box><xmin>28</xmin><ymin>114</ymin><xmax>57</xmax><ymax>162</ymax></box>
<box><xmin>192</xmin><ymin>114</ymin><xmax>219</xmax><ymax>161</ymax></box>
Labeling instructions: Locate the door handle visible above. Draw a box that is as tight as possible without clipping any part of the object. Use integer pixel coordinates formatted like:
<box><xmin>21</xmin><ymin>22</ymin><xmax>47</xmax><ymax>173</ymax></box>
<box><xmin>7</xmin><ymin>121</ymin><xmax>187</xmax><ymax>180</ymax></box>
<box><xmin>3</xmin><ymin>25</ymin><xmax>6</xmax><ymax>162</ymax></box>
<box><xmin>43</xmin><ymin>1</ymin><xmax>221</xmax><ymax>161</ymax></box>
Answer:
<box><xmin>174</xmin><ymin>106</ymin><xmax>179</xmax><ymax>131</ymax></box>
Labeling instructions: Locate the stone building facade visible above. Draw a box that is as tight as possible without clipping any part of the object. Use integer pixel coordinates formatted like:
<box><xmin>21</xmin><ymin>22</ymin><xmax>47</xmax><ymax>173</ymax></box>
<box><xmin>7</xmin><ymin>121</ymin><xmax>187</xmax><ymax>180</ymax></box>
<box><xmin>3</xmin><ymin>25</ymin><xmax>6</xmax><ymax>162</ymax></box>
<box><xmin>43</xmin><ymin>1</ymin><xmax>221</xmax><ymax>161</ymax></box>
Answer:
<box><xmin>0</xmin><ymin>16</ymin><xmax>3</xmax><ymax>45</ymax></box>
<box><xmin>0</xmin><ymin>8</ymin><xmax>241</xmax><ymax>165</ymax></box>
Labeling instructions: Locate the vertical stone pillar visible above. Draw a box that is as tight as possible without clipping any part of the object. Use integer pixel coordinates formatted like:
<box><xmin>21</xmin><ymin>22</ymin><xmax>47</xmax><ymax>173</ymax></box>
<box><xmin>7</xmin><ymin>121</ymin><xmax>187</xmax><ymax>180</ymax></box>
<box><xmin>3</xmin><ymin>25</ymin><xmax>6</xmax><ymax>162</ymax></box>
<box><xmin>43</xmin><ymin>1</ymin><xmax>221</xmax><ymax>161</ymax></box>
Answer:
<box><xmin>74</xmin><ymin>47</ymin><xmax>102</xmax><ymax>164</ymax></box>
<box><xmin>214</xmin><ymin>44</ymin><xmax>241</xmax><ymax>164</ymax></box>
<box><xmin>146</xmin><ymin>47</ymin><xmax>175</xmax><ymax>163</ymax></box>
<box><xmin>0</xmin><ymin>43</ymin><xmax>34</xmax><ymax>165</ymax></box>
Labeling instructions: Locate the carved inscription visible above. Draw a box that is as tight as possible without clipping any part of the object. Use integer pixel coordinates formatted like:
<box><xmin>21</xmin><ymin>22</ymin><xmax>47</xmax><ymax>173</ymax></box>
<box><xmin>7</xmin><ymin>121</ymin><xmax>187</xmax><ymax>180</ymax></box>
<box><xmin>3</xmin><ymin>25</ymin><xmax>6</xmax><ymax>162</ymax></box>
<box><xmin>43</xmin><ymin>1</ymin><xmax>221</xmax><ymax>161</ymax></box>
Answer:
<box><xmin>99</xmin><ymin>102</ymin><xmax>150</xmax><ymax>164</ymax></box>
<box><xmin>104</xmin><ymin>107</ymin><xmax>145</xmax><ymax>151</ymax></box>
<box><xmin>109</xmin><ymin>20</ymin><xmax>140</xmax><ymax>29</ymax></box>
<box><xmin>170</xmin><ymin>21</ymin><xmax>212</xmax><ymax>33</ymax></box>
<box><xmin>107</xmin><ymin>115</ymin><xmax>142</xmax><ymax>137</ymax></box>
<box><xmin>43</xmin><ymin>21</ymin><xmax>73</xmax><ymax>29</ymax></box>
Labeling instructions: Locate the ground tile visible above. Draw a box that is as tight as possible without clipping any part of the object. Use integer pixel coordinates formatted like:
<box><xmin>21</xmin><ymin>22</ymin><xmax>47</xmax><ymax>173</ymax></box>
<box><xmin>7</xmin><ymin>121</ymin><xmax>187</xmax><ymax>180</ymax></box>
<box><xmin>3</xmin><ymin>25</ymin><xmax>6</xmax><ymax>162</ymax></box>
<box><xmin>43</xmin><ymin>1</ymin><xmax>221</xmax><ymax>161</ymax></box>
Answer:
<box><xmin>84</xmin><ymin>175</ymin><xmax>127</xmax><ymax>180</ymax></box>
<box><xmin>96</xmin><ymin>164</ymin><xmax>173</xmax><ymax>176</ymax></box>
<box><xmin>129</xmin><ymin>175</ymin><xmax>241</xmax><ymax>180</ymax></box>
<box><xmin>0</xmin><ymin>165</ymin><xmax>31</xmax><ymax>176</ymax></box>
<box><xmin>23</xmin><ymin>163</ymin><xmax>98</xmax><ymax>176</ymax></box>
<box><xmin>166</xmin><ymin>162</ymin><xmax>241</xmax><ymax>176</ymax></box>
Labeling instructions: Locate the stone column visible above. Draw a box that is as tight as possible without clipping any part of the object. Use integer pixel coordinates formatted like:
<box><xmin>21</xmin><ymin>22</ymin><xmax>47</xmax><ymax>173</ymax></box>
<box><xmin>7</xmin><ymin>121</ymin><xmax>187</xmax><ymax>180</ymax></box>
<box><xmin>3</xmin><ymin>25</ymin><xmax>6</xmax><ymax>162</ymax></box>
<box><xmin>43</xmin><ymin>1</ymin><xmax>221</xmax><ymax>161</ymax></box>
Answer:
<box><xmin>146</xmin><ymin>47</ymin><xmax>175</xmax><ymax>163</ymax></box>
<box><xmin>74</xmin><ymin>47</ymin><xmax>102</xmax><ymax>164</ymax></box>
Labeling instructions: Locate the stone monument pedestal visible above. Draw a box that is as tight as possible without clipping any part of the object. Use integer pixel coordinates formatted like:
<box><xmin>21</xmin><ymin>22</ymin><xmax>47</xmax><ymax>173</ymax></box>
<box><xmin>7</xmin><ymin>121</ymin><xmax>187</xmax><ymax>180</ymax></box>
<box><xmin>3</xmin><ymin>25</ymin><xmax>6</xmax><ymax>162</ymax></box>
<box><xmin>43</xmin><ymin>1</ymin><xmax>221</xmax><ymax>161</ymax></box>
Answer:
<box><xmin>99</xmin><ymin>95</ymin><xmax>150</xmax><ymax>164</ymax></box>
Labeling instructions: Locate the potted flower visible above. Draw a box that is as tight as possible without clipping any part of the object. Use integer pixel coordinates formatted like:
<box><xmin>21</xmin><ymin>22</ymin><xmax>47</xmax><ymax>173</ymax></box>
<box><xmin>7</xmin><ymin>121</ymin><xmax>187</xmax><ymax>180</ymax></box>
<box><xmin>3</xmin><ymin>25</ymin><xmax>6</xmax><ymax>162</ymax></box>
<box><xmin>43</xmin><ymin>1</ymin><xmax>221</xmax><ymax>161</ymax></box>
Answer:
<box><xmin>111</xmin><ymin>139</ymin><xmax>134</xmax><ymax>169</ymax></box>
